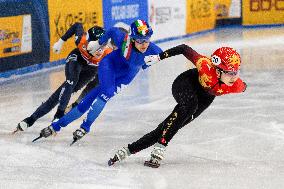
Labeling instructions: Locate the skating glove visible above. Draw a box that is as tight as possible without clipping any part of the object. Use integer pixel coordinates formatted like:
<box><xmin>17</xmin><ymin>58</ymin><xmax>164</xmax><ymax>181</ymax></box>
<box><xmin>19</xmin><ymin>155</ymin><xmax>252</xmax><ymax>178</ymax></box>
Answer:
<box><xmin>144</xmin><ymin>55</ymin><xmax>161</xmax><ymax>66</ymax></box>
<box><xmin>53</xmin><ymin>38</ymin><xmax>65</xmax><ymax>54</ymax></box>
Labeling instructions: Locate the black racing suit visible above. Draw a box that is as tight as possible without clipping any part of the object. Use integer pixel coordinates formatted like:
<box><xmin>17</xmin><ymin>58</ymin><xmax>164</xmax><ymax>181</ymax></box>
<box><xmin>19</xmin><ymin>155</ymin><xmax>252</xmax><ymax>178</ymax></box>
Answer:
<box><xmin>127</xmin><ymin>44</ymin><xmax>246</xmax><ymax>154</ymax></box>
<box><xmin>24</xmin><ymin>23</ymin><xmax>99</xmax><ymax>126</ymax></box>
<box><xmin>28</xmin><ymin>48</ymin><xmax>99</xmax><ymax>124</ymax></box>
<box><xmin>128</xmin><ymin>68</ymin><xmax>215</xmax><ymax>153</ymax></box>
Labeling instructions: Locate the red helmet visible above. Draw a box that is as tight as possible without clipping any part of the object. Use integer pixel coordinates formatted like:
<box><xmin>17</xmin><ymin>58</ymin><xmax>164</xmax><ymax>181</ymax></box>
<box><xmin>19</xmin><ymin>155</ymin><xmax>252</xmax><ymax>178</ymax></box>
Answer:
<box><xmin>211</xmin><ymin>47</ymin><xmax>241</xmax><ymax>72</ymax></box>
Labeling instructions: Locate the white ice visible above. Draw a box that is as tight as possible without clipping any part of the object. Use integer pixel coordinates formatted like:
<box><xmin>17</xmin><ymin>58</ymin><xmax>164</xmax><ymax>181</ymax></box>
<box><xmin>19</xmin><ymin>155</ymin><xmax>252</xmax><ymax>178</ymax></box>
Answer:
<box><xmin>1</xmin><ymin>27</ymin><xmax>284</xmax><ymax>189</ymax></box>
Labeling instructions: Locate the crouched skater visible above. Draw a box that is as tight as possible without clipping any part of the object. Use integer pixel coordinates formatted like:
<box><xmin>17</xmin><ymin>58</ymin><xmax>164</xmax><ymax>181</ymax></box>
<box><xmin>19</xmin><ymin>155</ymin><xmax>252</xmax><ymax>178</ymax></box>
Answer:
<box><xmin>32</xmin><ymin>19</ymin><xmax>163</xmax><ymax>145</ymax></box>
<box><xmin>109</xmin><ymin>44</ymin><xmax>247</xmax><ymax>168</ymax></box>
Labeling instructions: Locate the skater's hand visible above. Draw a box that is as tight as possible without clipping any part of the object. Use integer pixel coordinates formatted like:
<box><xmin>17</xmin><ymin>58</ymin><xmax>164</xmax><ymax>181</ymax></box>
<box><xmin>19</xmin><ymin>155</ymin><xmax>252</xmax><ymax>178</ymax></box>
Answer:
<box><xmin>144</xmin><ymin>55</ymin><xmax>161</xmax><ymax>66</ymax></box>
<box><xmin>53</xmin><ymin>38</ymin><xmax>65</xmax><ymax>54</ymax></box>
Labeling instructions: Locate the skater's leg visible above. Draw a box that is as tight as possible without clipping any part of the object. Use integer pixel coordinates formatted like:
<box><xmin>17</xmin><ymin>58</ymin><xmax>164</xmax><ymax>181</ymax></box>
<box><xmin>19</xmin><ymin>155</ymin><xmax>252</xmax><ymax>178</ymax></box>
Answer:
<box><xmin>51</xmin><ymin>85</ymin><xmax>101</xmax><ymax>132</ymax></box>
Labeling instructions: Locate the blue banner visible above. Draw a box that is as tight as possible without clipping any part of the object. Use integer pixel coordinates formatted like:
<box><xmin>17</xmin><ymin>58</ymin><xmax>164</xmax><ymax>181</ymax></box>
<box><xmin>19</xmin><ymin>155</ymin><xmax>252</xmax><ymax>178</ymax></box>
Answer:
<box><xmin>103</xmin><ymin>0</ymin><xmax>148</xmax><ymax>29</ymax></box>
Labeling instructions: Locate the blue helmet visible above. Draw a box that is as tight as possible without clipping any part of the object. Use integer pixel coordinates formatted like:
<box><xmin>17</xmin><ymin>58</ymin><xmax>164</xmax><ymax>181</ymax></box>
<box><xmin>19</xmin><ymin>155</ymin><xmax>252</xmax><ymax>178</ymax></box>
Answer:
<box><xmin>130</xmin><ymin>19</ymin><xmax>153</xmax><ymax>40</ymax></box>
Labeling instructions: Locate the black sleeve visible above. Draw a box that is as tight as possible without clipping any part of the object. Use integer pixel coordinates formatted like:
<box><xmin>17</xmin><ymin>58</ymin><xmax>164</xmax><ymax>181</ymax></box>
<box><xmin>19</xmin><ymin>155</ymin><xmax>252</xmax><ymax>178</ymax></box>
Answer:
<box><xmin>61</xmin><ymin>22</ymin><xmax>84</xmax><ymax>45</ymax></box>
<box><xmin>242</xmin><ymin>82</ymin><xmax>247</xmax><ymax>92</ymax></box>
<box><xmin>159</xmin><ymin>44</ymin><xmax>200</xmax><ymax>62</ymax></box>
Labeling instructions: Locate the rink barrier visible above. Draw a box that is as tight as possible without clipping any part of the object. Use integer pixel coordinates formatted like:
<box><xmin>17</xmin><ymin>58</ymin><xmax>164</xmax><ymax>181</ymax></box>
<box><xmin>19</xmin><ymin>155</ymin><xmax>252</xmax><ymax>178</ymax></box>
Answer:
<box><xmin>0</xmin><ymin>27</ymin><xmax>217</xmax><ymax>82</ymax></box>
<box><xmin>3</xmin><ymin>23</ymin><xmax>284</xmax><ymax>83</ymax></box>
<box><xmin>1</xmin><ymin>0</ymin><xmax>283</xmax><ymax>80</ymax></box>
<box><xmin>0</xmin><ymin>60</ymin><xmax>65</xmax><ymax>85</ymax></box>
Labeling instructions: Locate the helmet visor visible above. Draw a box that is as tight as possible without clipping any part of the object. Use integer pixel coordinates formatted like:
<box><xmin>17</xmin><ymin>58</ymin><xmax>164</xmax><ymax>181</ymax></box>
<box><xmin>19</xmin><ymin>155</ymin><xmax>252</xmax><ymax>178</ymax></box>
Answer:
<box><xmin>221</xmin><ymin>69</ymin><xmax>239</xmax><ymax>76</ymax></box>
<box><xmin>134</xmin><ymin>38</ymin><xmax>150</xmax><ymax>44</ymax></box>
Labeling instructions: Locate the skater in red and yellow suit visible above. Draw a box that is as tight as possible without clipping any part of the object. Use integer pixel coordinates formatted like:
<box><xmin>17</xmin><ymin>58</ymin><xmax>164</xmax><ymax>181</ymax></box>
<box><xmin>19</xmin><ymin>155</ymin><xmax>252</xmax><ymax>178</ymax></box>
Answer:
<box><xmin>110</xmin><ymin>44</ymin><xmax>247</xmax><ymax>168</ymax></box>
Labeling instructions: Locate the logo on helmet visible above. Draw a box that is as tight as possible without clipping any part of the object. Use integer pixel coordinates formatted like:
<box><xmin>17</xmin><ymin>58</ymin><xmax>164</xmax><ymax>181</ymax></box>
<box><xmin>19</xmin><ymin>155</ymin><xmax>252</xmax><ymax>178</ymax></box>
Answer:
<box><xmin>228</xmin><ymin>54</ymin><xmax>240</xmax><ymax>67</ymax></box>
<box><xmin>130</xmin><ymin>19</ymin><xmax>153</xmax><ymax>39</ymax></box>
<box><xmin>137</xmin><ymin>25</ymin><xmax>148</xmax><ymax>35</ymax></box>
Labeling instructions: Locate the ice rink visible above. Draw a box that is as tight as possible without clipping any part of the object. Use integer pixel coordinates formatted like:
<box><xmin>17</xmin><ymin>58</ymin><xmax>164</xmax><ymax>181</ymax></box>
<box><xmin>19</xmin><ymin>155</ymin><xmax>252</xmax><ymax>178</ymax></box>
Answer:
<box><xmin>1</xmin><ymin>26</ymin><xmax>284</xmax><ymax>189</ymax></box>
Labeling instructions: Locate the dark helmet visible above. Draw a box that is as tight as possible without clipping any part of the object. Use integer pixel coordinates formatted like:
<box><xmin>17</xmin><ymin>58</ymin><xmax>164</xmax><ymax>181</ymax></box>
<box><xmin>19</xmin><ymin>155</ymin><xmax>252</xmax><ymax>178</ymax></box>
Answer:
<box><xmin>130</xmin><ymin>19</ymin><xmax>153</xmax><ymax>40</ymax></box>
<box><xmin>87</xmin><ymin>26</ymin><xmax>105</xmax><ymax>41</ymax></box>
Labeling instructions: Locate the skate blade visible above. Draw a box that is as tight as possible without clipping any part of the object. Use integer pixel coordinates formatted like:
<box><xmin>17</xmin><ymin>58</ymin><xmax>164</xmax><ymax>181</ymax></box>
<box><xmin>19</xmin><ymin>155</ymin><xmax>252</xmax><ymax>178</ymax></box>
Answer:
<box><xmin>144</xmin><ymin>160</ymin><xmax>160</xmax><ymax>168</ymax></box>
<box><xmin>11</xmin><ymin>127</ymin><xmax>23</xmax><ymax>135</ymax></box>
<box><xmin>108</xmin><ymin>159</ymin><xmax>115</xmax><ymax>166</ymax></box>
<box><xmin>11</xmin><ymin>128</ymin><xmax>20</xmax><ymax>135</ymax></box>
<box><xmin>69</xmin><ymin>139</ymin><xmax>78</xmax><ymax>146</ymax></box>
<box><xmin>32</xmin><ymin>135</ymin><xmax>43</xmax><ymax>142</ymax></box>
<box><xmin>108</xmin><ymin>155</ymin><xmax>119</xmax><ymax>166</ymax></box>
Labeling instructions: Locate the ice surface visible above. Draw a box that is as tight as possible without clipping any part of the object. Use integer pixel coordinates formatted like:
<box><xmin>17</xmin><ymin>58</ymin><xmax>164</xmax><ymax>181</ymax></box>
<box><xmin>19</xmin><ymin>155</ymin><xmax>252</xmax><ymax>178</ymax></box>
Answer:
<box><xmin>0</xmin><ymin>27</ymin><xmax>284</xmax><ymax>189</ymax></box>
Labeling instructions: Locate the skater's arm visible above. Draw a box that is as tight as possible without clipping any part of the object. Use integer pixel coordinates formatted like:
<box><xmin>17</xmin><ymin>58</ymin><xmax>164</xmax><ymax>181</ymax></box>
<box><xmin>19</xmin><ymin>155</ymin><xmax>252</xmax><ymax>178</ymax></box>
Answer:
<box><xmin>98</xmin><ymin>27</ymin><xmax>126</xmax><ymax>47</ymax></box>
<box><xmin>144</xmin><ymin>44</ymin><xmax>202</xmax><ymax>67</ymax></box>
<box><xmin>52</xmin><ymin>23</ymin><xmax>84</xmax><ymax>54</ymax></box>
<box><xmin>159</xmin><ymin>44</ymin><xmax>201</xmax><ymax>62</ymax></box>
<box><xmin>232</xmin><ymin>79</ymin><xmax>247</xmax><ymax>93</ymax></box>
<box><xmin>61</xmin><ymin>22</ymin><xmax>84</xmax><ymax>45</ymax></box>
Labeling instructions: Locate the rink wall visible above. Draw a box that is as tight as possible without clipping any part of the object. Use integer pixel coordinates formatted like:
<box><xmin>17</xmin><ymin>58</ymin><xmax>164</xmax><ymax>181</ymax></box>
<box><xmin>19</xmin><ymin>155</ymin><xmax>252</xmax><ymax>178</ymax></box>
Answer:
<box><xmin>0</xmin><ymin>0</ymin><xmax>284</xmax><ymax>78</ymax></box>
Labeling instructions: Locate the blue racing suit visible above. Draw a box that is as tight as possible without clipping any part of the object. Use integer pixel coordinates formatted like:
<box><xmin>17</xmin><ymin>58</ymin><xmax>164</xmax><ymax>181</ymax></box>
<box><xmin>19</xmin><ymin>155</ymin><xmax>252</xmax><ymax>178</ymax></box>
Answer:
<box><xmin>51</xmin><ymin>27</ymin><xmax>162</xmax><ymax>133</ymax></box>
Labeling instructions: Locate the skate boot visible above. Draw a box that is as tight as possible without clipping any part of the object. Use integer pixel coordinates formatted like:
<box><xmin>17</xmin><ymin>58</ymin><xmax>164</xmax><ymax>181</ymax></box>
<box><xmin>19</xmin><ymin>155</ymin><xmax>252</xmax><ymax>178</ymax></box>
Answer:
<box><xmin>32</xmin><ymin>126</ymin><xmax>56</xmax><ymax>142</ymax></box>
<box><xmin>13</xmin><ymin>117</ymin><xmax>35</xmax><ymax>134</ymax></box>
<box><xmin>144</xmin><ymin>143</ymin><xmax>166</xmax><ymax>168</ymax></box>
<box><xmin>70</xmin><ymin>128</ymin><xmax>87</xmax><ymax>146</ymax></box>
<box><xmin>108</xmin><ymin>147</ymin><xmax>131</xmax><ymax>166</ymax></box>
<box><xmin>41</xmin><ymin>126</ymin><xmax>56</xmax><ymax>138</ymax></box>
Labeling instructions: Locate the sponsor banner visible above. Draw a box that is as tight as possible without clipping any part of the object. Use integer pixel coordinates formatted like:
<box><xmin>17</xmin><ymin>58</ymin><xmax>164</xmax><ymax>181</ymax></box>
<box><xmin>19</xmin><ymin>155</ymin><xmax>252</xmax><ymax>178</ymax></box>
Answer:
<box><xmin>243</xmin><ymin>0</ymin><xmax>284</xmax><ymax>25</ymax></box>
<box><xmin>0</xmin><ymin>15</ymin><xmax>32</xmax><ymax>58</ymax></box>
<box><xmin>103</xmin><ymin>0</ymin><xmax>148</xmax><ymax>29</ymax></box>
<box><xmin>186</xmin><ymin>0</ymin><xmax>216</xmax><ymax>34</ymax></box>
<box><xmin>148</xmin><ymin>0</ymin><xmax>186</xmax><ymax>41</ymax></box>
<box><xmin>215</xmin><ymin>0</ymin><xmax>241</xmax><ymax>19</ymax></box>
<box><xmin>48</xmin><ymin>0</ymin><xmax>103</xmax><ymax>62</ymax></box>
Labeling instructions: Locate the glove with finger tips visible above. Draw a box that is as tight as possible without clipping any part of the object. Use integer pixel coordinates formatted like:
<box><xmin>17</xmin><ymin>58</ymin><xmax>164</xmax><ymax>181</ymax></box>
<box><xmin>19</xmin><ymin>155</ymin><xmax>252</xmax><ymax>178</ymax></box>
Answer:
<box><xmin>144</xmin><ymin>55</ymin><xmax>161</xmax><ymax>66</ymax></box>
<box><xmin>53</xmin><ymin>38</ymin><xmax>65</xmax><ymax>54</ymax></box>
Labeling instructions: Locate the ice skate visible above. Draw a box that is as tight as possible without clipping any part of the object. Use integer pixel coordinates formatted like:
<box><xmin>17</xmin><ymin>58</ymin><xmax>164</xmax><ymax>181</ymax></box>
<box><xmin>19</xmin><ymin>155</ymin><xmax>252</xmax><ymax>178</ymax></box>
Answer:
<box><xmin>70</xmin><ymin>128</ymin><xmax>87</xmax><ymax>146</ymax></box>
<box><xmin>144</xmin><ymin>156</ymin><xmax>161</xmax><ymax>168</ymax></box>
<box><xmin>32</xmin><ymin>126</ymin><xmax>56</xmax><ymax>142</ymax></box>
<box><xmin>108</xmin><ymin>147</ymin><xmax>131</xmax><ymax>166</ymax></box>
<box><xmin>13</xmin><ymin>117</ymin><xmax>33</xmax><ymax>134</ymax></box>
<box><xmin>144</xmin><ymin>143</ymin><xmax>165</xmax><ymax>168</ymax></box>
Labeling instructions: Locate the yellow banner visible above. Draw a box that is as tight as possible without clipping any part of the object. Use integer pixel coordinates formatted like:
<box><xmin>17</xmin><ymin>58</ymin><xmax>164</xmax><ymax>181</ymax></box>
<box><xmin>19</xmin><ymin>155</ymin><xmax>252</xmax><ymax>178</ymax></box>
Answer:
<box><xmin>186</xmin><ymin>0</ymin><xmax>216</xmax><ymax>34</ymax></box>
<box><xmin>0</xmin><ymin>15</ymin><xmax>32</xmax><ymax>58</ymax></box>
<box><xmin>48</xmin><ymin>0</ymin><xmax>103</xmax><ymax>62</ymax></box>
<box><xmin>243</xmin><ymin>0</ymin><xmax>284</xmax><ymax>25</ymax></box>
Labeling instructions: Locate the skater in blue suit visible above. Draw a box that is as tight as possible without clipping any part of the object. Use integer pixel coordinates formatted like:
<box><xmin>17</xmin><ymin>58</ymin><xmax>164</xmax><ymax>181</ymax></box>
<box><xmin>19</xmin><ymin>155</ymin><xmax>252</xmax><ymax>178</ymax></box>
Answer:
<box><xmin>34</xmin><ymin>19</ymin><xmax>162</xmax><ymax>144</ymax></box>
